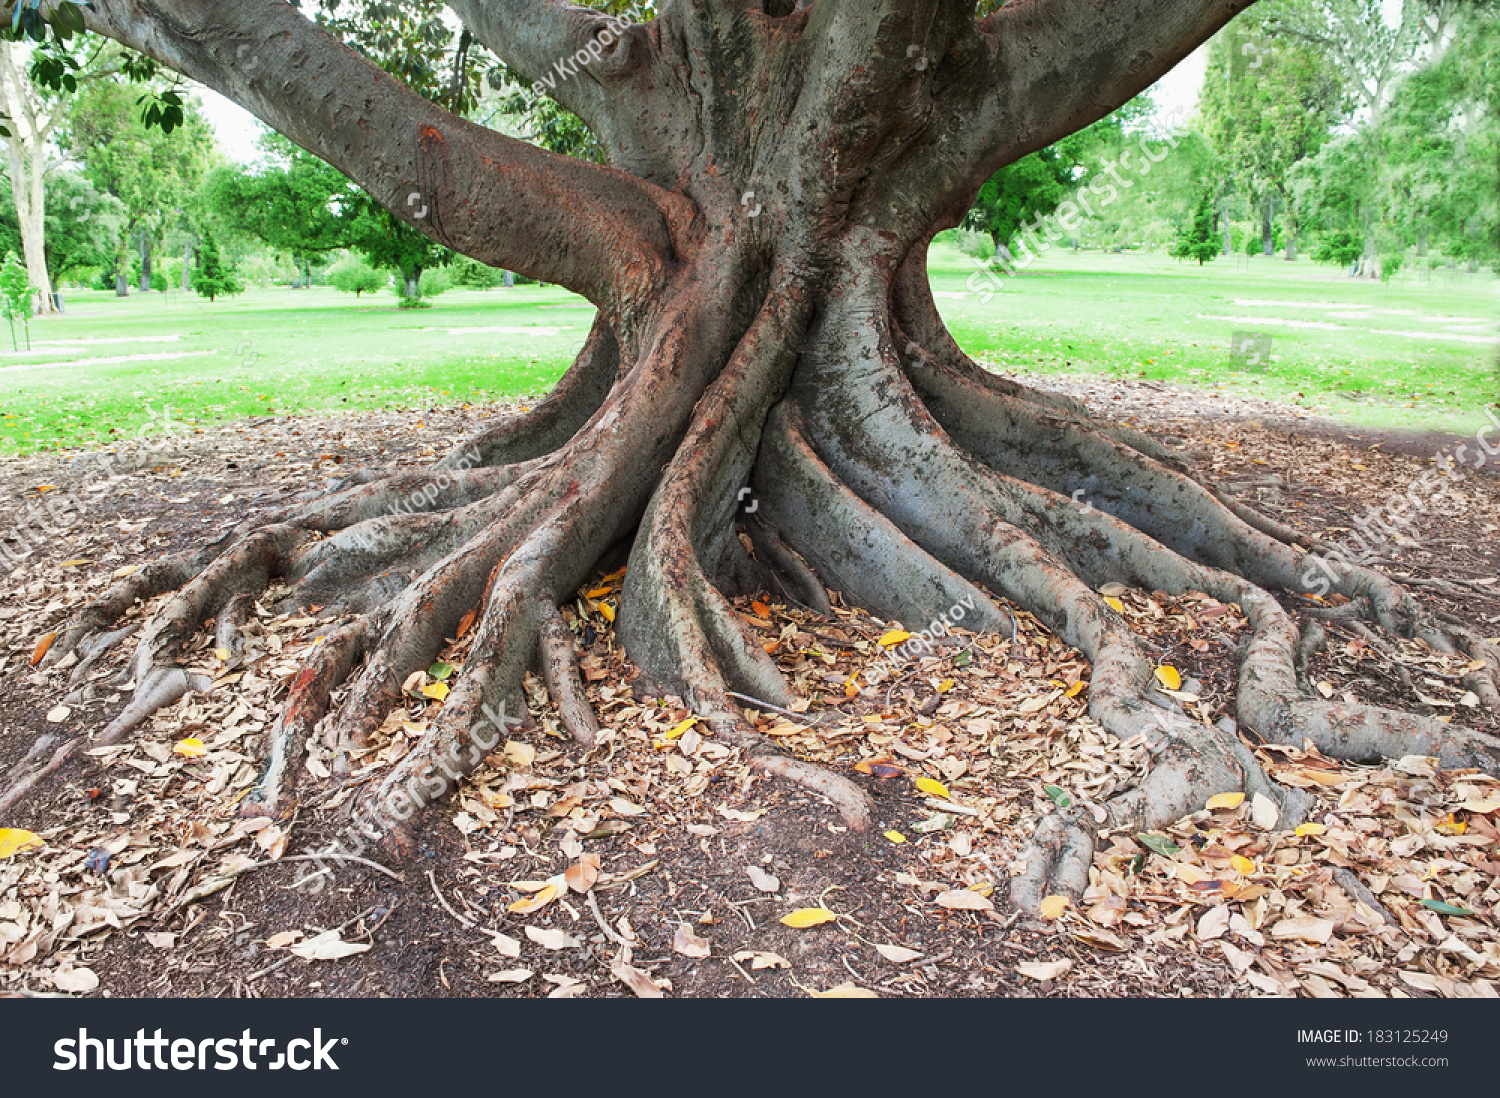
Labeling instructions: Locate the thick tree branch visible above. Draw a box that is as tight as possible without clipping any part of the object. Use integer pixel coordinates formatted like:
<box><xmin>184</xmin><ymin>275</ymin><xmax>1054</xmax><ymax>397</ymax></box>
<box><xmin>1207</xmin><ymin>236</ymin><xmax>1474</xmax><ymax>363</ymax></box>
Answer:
<box><xmin>45</xmin><ymin>0</ymin><xmax>680</xmax><ymax>312</ymax></box>
<box><xmin>447</xmin><ymin>0</ymin><xmax>641</xmax><ymax>128</ymax></box>
<box><xmin>964</xmin><ymin>0</ymin><xmax>1256</xmax><ymax>183</ymax></box>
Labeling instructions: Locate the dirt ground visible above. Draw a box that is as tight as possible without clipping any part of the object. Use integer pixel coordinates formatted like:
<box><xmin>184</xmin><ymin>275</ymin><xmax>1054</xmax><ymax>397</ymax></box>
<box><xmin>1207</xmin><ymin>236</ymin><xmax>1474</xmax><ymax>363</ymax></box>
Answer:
<box><xmin>0</xmin><ymin>378</ymin><xmax>1496</xmax><ymax>1000</ymax></box>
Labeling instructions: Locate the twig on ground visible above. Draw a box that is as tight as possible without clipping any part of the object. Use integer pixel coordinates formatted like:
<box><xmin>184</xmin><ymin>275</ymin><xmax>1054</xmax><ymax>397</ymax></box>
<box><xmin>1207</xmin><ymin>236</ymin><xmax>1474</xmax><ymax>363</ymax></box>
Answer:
<box><xmin>426</xmin><ymin>868</ymin><xmax>476</xmax><ymax>929</ymax></box>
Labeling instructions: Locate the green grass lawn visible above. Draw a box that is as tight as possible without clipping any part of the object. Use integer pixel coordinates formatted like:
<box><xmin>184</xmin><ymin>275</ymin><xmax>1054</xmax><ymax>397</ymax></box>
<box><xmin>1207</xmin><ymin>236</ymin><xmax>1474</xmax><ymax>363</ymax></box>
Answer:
<box><xmin>1</xmin><ymin>249</ymin><xmax>1494</xmax><ymax>456</ymax></box>
<box><xmin>0</xmin><ymin>284</ymin><xmax>595</xmax><ymax>454</ymax></box>
<box><xmin>927</xmin><ymin>241</ymin><xmax>1499</xmax><ymax>434</ymax></box>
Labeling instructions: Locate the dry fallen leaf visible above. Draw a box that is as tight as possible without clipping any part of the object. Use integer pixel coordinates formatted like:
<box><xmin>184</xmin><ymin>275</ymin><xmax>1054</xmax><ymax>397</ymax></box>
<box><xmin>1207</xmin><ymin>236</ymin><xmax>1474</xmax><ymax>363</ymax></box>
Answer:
<box><xmin>873</xmin><ymin>943</ymin><xmax>923</xmax><ymax>963</ymax></box>
<box><xmin>266</xmin><ymin>930</ymin><xmax>303</xmax><ymax>949</ymax></box>
<box><xmin>781</xmin><ymin>908</ymin><xmax>838</xmax><ymax>928</ymax></box>
<box><xmin>525</xmin><ymin>926</ymin><xmax>580</xmax><ymax>951</ymax></box>
<box><xmin>610</xmin><ymin>961</ymin><xmax>665</xmax><ymax>998</ymax></box>
<box><xmin>45</xmin><ymin>705</ymin><xmax>70</xmax><ymax>723</ymax></box>
<box><xmin>1017</xmin><ymin>959</ymin><xmax>1072</xmax><ymax>981</ymax></box>
<box><xmin>884</xmin><ymin>830</ymin><xmax>907</xmax><ymax>844</ymax></box>
<box><xmin>1270</xmin><ymin>917</ymin><xmax>1335</xmax><ymax>945</ymax></box>
<box><xmin>289</xmin><ymin>930</ymin><xmax>371</xmax><ymax>961</ymax></box>
<box><xmin>745</xmin><ymin>865</ymin><xmax>780</xmax><ymax>893</ymax></box>
<box><xmin>1038</xmin><ymin>895</ymin><xmax>1070</xmax><ymax>920</ymax></box>
<box><xmin>488</xmin><ymin>932</ymin><xmax>522</xmax><ymax>959</ymax></box>
<box><xmin>878</xmin><ymin>630</ymin><xmax>912</xmax><ymax>647</ymax></box>
<box><xmin>173</xmin><ymin>737</ymin><xmax>207</xmax><ymax>759</ymax></box>
<box><xmin>1154</xmin><ymin>665</ymin><xmax>1182</xmax><ymax>691</ymax></box>
<box><xmin>914</xmin><ymin>776</ymin><xmax>950</xmax><ymax>800</ymax></box>
<box><xmin>486</xmin><ymin>968</ymin><xmax>534</xmax><ymax>984</ymax></box>
<box><xmin>732</xmin><ymin>950</ymin><xmax>791</xmax><ymax>970</ymax></box>
<box><xmin>565</xmin><ymin>854</ymin><xmax>600</xmax><ymax>893</ymax></box>
<box><xmin>508</xmin><ymin>884</ymin><xmax>559</xmax><ymax>914</ymax></box>
<box><xmin>1205</xmin><ymin>792</ymin><xmax>1245</xmax><ymax>810</ymax></box>
<box><xmin>935</xmin><ymin>889</ymin><xmax>994</xmax><ymax>913</ymax></box>
<box><xmin>52</xmin><ymin>967</ymin><xmax>100</xmax><ymax>994</ymax></box>
<box><xmin>1250</xmin><ymin>792</ymin><xmax>1279</xmax><ymax>831</ymax></box>
<box><xmin>672</xmin><ymin>923</ymin><xmax>711</xmax><ymax>958</ymax></box>
<box><xmin>30</xmin><ymin>631</ymin><xmax>56</xmax><ymax>666</ymax></box>
<box><xmin>812</xmin><ymin>982</ymin><xmax>879</xmax><ymax>998</ymax></box>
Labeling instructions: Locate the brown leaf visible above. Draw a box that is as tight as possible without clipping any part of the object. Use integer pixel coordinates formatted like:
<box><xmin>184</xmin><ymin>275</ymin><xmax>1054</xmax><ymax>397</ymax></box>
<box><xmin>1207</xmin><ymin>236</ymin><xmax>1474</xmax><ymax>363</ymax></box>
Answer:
<box><xmin>610</xmin><ymin>961</ymin><xmax>666</xmax><ymax>998</ymax></box>
<box><xmin>672</xmin><ymin>923</ymin><xmax>711</xmax><ymax>958</ymax></box>
<box><xmin>30</xmin><ymin>632</ymin><xmax>56</xmax><ymax>666</ymax></box>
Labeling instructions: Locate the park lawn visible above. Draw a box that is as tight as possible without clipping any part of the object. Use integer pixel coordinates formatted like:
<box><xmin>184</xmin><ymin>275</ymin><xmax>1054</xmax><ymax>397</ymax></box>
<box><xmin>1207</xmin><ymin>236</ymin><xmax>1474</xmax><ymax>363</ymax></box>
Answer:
<box><xmin>0</xmin><ymin>248</ymin><xmax>1494</xmax><ymax>455</ymax></box>
<box><xmin>0</xmin><ymin>283</ymin><xmax>595</xmax><ymax>454</ymax></box>
<box><xmin>927</xmin><ymin>241</ymin><xmax>1499</xmax><ymax>434</ymax></box>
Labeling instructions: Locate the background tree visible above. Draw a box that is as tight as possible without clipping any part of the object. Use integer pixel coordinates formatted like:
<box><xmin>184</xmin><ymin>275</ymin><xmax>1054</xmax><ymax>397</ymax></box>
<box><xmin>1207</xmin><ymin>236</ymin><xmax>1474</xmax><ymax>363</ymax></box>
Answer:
<box><xmin>61</xmin><ymin>77</ymin><xmax>215</xmax><ymax>295</ymax></box>
<box><xmin>0</xmin><ymin>23</ymin><xmax>136</xmax><ymax>313</ymax></box>
<box><xmin>1170</xmin><ymin>188</ymin><xmax>1223</xmax><ymax>265</ymax></box>
<box><xmin>9</xmin><ymin>0</ymin><xmax>1498</xmax><ymax>921</ymax></box>
<box><xmin>189</xmin><ymin>226</ymin><xmax>240</xmax><ymax>301</ymax></box>
<box><xmin>205</xmin><ymin>133</ymin><xmax>357</xmax><ymax>288</ymax></box>
<box><xmin>1199</xmin><ymin>13</ymin><xmax>1344</xmax><ymax>258</ymax></box>
<box><xmin>328</xmin><ymin>254</ymin><xmax>387</xmax><ymax>297</ymax></box>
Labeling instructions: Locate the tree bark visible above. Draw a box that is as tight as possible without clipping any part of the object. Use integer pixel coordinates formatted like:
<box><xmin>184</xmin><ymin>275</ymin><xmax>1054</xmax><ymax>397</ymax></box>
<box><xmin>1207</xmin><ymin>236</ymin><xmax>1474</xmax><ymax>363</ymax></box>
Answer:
<box><xmin>0</xmin><ymin>39</ymin><xmax>56</xmax><ymax>316</ymax></box>
<box><xmin>16</xmin><ymin>0</ymin><xmax>1497</xmax><ymax>913</ymax></box>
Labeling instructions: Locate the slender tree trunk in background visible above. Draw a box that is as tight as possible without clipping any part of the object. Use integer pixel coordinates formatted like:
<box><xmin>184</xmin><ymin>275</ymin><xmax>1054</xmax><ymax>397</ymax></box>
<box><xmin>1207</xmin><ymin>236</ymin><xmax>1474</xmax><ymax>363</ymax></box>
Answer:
<box><xmin>18</xmin><ymin>0</ymin><xmax>1500</xmax><ymax>915</ymax></box>
<box><xmin>0</xmin><ymin>39</ymin><xmax>57</xmax><ymax>316</ymax></box>
<box><xmin>503</xmin><ymin>270</ymin><xmax>514</xmax><ymax>288</ymax></box>
<box><xmin>1261</xmin><ymin>193</ymin><xmax>1274</xmax><ymax>255</ymax></box>
<box><xmin>182</xmin><ymin>241</ymin><xmax>192</xmax><ymax>291</ymax></box>
<box><xmin>140</xmin><ymin>233</ymin><xmax>153</xmax><ymax>292</ymax></box>
<box><xmin>1221</xmin><ymin>205</ymin><xmax>1233</xmax><ymax>255</ymax></box>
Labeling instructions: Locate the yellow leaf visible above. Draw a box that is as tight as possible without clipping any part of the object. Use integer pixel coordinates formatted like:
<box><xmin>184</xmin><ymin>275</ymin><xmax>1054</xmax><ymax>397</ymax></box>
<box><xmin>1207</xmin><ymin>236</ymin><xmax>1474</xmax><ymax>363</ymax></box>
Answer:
<box><xmin>1295</xmin><ymin>823</ymin><xmax>1326</xmax><ymax>837</ymax></box>
<box><xmin>1065</xmin><ymin>680</ymin><xmax>1086</xmax><ymax>698</ymax></box>
<box><xmin>0</xmin><ymin>828</ymin><xmax>43</xmax><ymax>858</ymax></box>
<box><xmin>600</xmin><ymin>566</ymin><xmax>627</xmax><ymax>584</ymax></box>
<box><xmin>59</xmin><ymin>559</ymin><xmax>90</xmax><ymax>568</ymax></box>
<box><xmin>884</xmin><ymin>830</ymin><xmax>907</xmax><ymax>844</ymax></box>
<box><xmin>878</xmin><ymin>630</ymin><xmax>912</xmax><ymax>648</ymax></box>
<box><xmin>421</xmin><ymin>682</ymin><xmax>450</xmax><ymax>701</ymax></box>
<box><xmin>780</xmin><ymin>907</ymin><xmax>838</xmax><ymax>928</ymax></box>
<box><xmin>35</xmin><ymin>485</ymin><xmax>55</xmax><ymax>492</ymax></box>
<box><xmin>1103</xmin><ymin>596</ymin><xmax>1125</xmax><ymax>614</ymax></box>
<box><xmin>937</xmin><ymin>679</ymin><xmax>954</xmax><ymax>694</ymax></box>
<box><xmin>914</xmin><ymin>776</ymin><xmax>950</xmax><ymax>800</ymax></box>
<box><xmin>584</xmin><ymin>587</ymin><xmax>612</xmax><ymax>598</ymax></box>
<box><xmin>1154</xmin><ymin>665</ymin><xmax>1182</xmax><ymax>691</ymax></box>
<box><xmin>663</xmin><ymin>718</ymin><xmax>698</xmax><ymax>740</ymax></box>
<box><xmin>213</xmin><ymin>647</ymin><xmax>232</xmax><ymax>661</ymax></box>
<box><xmin>844</xmin><ymin>675</ymin><xmax>860</xmax><ymax>698</ymax></box>
<box><xmin>598</xmin><ymin>601</ymin><xmax>616</xmax><ymax>623</ymax></box>
<box><xmin>1230</xmin><ymin>854</ymin><xmax>1257</xmax><ymax>876</ymax></box>
<box><xmin>1038</xmin><ymin>895</ymin><xmax>1070</xmax><ymax>920</ymax></box>
<box><xmin>173</xmin><ymin>737</ymin><xmax>207</xmax><ymax>759</ymax></box>
<box><xmin>508</xmin><ymin>884</ymin><xmax>558</xmax><ymax>914</ymax></box>
<box><xmin>1205</xmin><ymin>792</ymin><xmax>1245</xmax><ymax>810</ymax></box>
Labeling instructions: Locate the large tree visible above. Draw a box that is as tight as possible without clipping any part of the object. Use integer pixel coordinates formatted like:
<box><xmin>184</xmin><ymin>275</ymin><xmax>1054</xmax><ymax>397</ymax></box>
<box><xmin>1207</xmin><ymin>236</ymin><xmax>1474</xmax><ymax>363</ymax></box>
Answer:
<box><xmin>6</xmin><ymin>0</ymin><xmax>1498</xmax><ymax>912</ymax></box>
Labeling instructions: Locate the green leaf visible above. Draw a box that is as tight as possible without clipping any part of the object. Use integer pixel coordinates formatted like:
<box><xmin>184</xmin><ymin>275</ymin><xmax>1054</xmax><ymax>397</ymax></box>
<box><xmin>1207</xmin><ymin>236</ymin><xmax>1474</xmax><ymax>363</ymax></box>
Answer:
<box><xmin>1420</xmin><ymin>899</ymin><xmax>1476</xmax><ymax>917</ymax></box>
<box><xmin>952</xmin><ymin>650</ymin><xmax>973</xmax><ymax>667</ymax></box>
<box><xmin>428</xmin><ymin>661</ymin><xmax>454</xmax><ymax>681</ymax></box>
<box><xmin>1134</xmin><ymin>832</ymin><xmax>1180</xmax><ymax>857</ymax></box>
<box><xmin>1042</xmin><ymin>784</ymin><xmax>1073</xmax><ymax>808</ymax></box>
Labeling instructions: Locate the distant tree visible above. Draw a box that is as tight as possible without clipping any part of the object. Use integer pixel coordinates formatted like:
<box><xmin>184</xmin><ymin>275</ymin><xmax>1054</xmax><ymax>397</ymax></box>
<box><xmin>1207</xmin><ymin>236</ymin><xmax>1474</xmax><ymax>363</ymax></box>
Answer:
<box><xmin>190</xmin><ymin>228</ymin><xmax>241</xmax><ymax>301</ymax></box>
<box><xmin>350</xmin><ymin>202</ymin><xmax>450</xmax><ymax>305</ymax></box>
<box><xmin>328</xmin><ymin>254</ymin><xmax>386</xmax><ymax>297</ymax></box>
<box><xmin>0</xmin><ymin>248</ymin><xmax>32</xmax><ymax>347</ymax></box>
<box><xmin>205</xmin><ymin>134</ymin><xmax>356</xmax><ymax>287</ymax></box>
<box><xmin>1200</xmin><ymin>15</ymin><xmax>1345</xmax><ymax>258</ymax></box>
<box><xmin>451</xmin><ymin>254</ymin><xmax>508</xmax><ymax>289</ymax></box>
<box><xmin>61</xmin><ymin>78</ymin><xmax>216</xmax><ymax>296</ymax></box>
<box><xmin>1170</xmin><ymin>189</ymin><xmax>1223</xmax><ymax>265</ymax></box>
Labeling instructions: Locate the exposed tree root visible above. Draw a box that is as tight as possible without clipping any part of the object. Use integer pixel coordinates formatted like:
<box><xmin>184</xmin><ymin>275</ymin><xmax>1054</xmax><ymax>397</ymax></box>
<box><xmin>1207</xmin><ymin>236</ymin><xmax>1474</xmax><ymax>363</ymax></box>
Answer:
<box><xmin>536</xmin><ymin>604</ymin><xmax>600</xmax><ymax>749</ymax></box>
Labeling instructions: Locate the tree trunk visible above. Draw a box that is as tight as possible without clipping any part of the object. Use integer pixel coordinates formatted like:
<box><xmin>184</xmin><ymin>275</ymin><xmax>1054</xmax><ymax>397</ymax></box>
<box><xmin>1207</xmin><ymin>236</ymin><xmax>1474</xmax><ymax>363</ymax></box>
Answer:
<box><xmin>115</xmin><ymin>265</ymin><xmax>130</xmax><ymax>298</ymax></box>
<box><xmin>1261</xmin><ymin>194</ymin><xmax>1274</xmax><ymax>256</ymax></box>
<box><xmin>182</xmin><ymin>241</ymin><xmax>193</xmax><ymax>291</ymax></box>
<box><xmin>140</xmin><ymin>233</ymin><xmax>153</xmax><ymax>292</ymax></box>
<box><xmin>21</xmin><ymin>0</ymin><xmax>1499</xmax><ymax>916</ymax></box>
